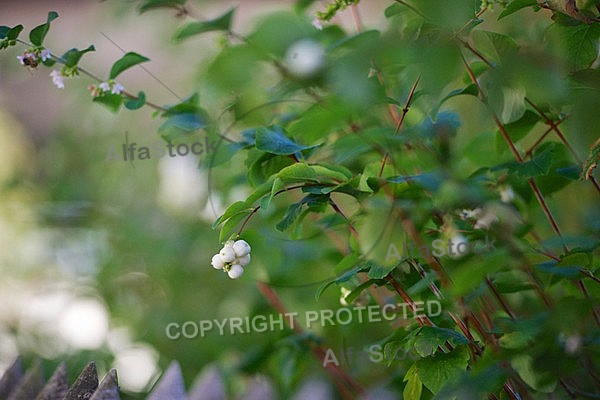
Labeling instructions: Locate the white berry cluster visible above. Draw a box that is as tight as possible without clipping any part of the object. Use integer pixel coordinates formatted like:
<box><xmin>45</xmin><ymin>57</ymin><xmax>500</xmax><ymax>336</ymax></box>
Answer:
<box><xmin>210</xmin><ymin>239</ymin><xmax>251</xmax><ymax>279</ymax></box>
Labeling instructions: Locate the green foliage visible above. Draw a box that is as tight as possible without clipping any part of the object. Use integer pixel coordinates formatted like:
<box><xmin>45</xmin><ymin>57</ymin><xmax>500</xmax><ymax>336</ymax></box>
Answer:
<box><xmin>138</xmin><ymin>0</ymin><xmax>186</xmax><ymax>14</ymax></box>
<box><xmin>61</xmin><ymin>45</ymin><xmax>95</xmax><ymax>68</ymax></box>
<box><xmin>3</xmin><ymin>0</ymin><xmax>600</xmax><ymax>398</ymax></box>
<box><xmin>29</xmin><ymin>11</ymin><xmax>58</xmax><ymax>46</ymax></box>
<box><xmin>173</xmin><ymin>7</ymin><xmax>235</xmax><ymax>41</ymax></box>
<box><xmin>109</xmin><ymin>51</ymin><xmax>149</xmax><ymax>79</ymax></box>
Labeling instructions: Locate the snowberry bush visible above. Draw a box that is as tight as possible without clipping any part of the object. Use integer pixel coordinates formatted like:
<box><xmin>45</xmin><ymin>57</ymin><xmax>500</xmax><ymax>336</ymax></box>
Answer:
<box><xmin>2</xmin><ymin>0</ymin><xmax>600</xmax><ymax>398</ymax></box>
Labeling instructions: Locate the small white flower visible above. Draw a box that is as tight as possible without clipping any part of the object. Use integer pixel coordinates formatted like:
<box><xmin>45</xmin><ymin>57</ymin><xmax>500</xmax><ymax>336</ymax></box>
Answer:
<box><xmin>227</xmin><ymin>264</ymin><xmax>244</xmax><ymax>279</ymax></box>
<box><xmin>460</xmin><ymin>208</ymin><xmax>482</xmax><ymax>220</ymax></box>
<box><xmin>111</xmin><ymin>82</ymin><xmax>124</xmax><ymax>95</ymax></box>
<box><xmin>340</xmin><ymin>287</ymin><xmax>351</xmax><ymax>306</ymax></box>
<box><xmin>16</xmin><ymin>55</ymin><xmax>25</xmax><ymax>65</ymax></box>
<box><xmin>233</xmin><ymin>240</ymin><xmax>251</xmax><ymax>257</ymax></box>
<box><xmin>500</xmin><ymin>186</ymin><xmax>515</xmax><ymax>203</ymax></box>
<box><xmin>285</xmin><ymin>39</ymin><xmax>325</xmax><ymax>78</ymax></box>
<box><xmin>49</xmin><ymin>70</ymin><xmax>65</xmax><ymax>89</ymax></box>
<box><xmin>211</xmin><ymin>254</ymin><xmax>225</xmax><ymax>270</ymax></box>
<box><xmin>99</xmin><ymin>82</ymin><xmax>111</xmax><ymax>92</ymax></box>
<box><xmin>311</xmin><ymin>17</ymin><xmax>324</xmax><ymax>30</ymax></box>
<box><xmin>40</xmin><ymin>49</ymin><xmax>51</xmax><ymax>61</ymax></box>
<box><xmin>236</xmin><ymin>254</ymin><xmax>251</xmax><ymax>266</ymax></box>
<box><xmin>474</xmin><ymin>211</ymin><xmax>499</xmax><ymax>230</ymax></box>
<box><xmin>219</xmin><ymin>246</ymin><xmax>236</xmax><ymax>263</ymax></box>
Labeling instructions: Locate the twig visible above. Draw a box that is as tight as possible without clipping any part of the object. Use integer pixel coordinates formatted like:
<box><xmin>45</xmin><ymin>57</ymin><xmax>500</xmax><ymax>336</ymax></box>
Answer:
<box><xmin>257</xmin><ymin>282</ymin><xmax>366</xmax><ymax>398</ymax></box>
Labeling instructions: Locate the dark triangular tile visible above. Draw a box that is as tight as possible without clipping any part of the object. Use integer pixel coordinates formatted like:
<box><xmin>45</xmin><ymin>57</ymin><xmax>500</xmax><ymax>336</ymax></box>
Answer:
<box><xmin>147</xmin><ymin>361</ymin><xmax>187</xmax><ymax>400</ymax></box>
<box><xmin>89</xmin><ymin>369</ymin><xmax>119</xmax><ymax>400</ymax></box>
<box><xmin>8</xmin><ymin>358</ymin><xmax>44</xmax><ymax>400</ymax></box>
<box><xmin>64</xmin><ymin>362</ymin><xmax>98</xmax><ymax>400</ymax></box>
<box><xmin>35</xmin><ymin>362</ymin><xmax>68</xmax><ymax>400</ymax></box>
<box><xmin>0</xmin><ymin>357</ymin><xmax>24</xmax><ymax>398</ymax></box>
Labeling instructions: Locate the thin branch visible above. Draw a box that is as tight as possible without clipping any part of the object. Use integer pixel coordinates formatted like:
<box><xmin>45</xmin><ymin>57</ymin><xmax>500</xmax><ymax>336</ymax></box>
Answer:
<box><xmin>257</xmin><ymin>282</ymin><xmax>366</xmax><ymax>398</ymax></box>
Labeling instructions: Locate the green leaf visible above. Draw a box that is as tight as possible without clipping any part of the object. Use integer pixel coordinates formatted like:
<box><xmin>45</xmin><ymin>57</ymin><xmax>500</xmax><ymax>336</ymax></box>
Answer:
<box><xmin>29</xmin><ymin>11</ymin><xmax>58</xmax><ymax>46</ymax></box>
<box><xmin>248</xmin><ymin>153</ymin><xmax>294</xmax><ymax>187</ymax></box>
<box><xmin>162</xmin><ymin>93</ymin><xmax>201</xmax><ymax>116</ymax></box>
<box><xmin>0</xmin><ymin>26</ymin><xmax>9</xmax><ymax>39</ymax></box>
<box><xmin>61</xmin><ymin>45</ymin><xmax>95</xmax><ymax>68</ymax></box>
<box><xmin>245</xmin><ymin>180</ymin><xmax>275</xmax><ymax>205</ymax></box>
<box><xmin>415</xmin><ymin>346</ymin><xmax>469</xmax><ymax>394</ymax></box>
<box><xmin>439</xmin><ymin>84</ymin><xmax>478</xmax><ymax>107</ymax></box>
<box><xmin>495</xmin><ymin>143</ymin><xmax>554</xmax><ymax>178</ymax></box>
<box><xmin>109</xmin><ymin>52</ymin><xmax>150</xmax><ymax>79</ymax></box>
<box><xmin>403</xmin><ymin>364</ymin><xmax>423</xmax><ymax>400</ymax></box>
<box><xmin>173</xmin><ymin>7</ymin><xmax>235</xmax><ymax>41</ymax></box>
<box><xmin>409</xmin><ymin>327</ymin><xmax>469</xmax><ymax>357</ymax></box>
<box><xmin>276</xmin><ymin>201</ymin><xmax>304</xmax><ymax>232</ymax></box>
<box><xmin>219</xmin><ymin>211</ymin><xmax>248</xmax><ymax>243</ymax></box>
<box><xmin>315</xmin><ymin>262</ymin><xmax>370</xmax><ymax>301</ymax></box>
<box><xmin>498</xmin><ymin>0</ymin><xmax>538</xmax><ymax>20</ymax></box>
<box><xmin>311</xmin><ymin>164</ymin><xmax>352</xmax><ymax>183</ymax></box>
<box><xmin>345</xmin><ymin>279</ymin><xmax>379</xmax><ymax>303</ymax></box>
<box><xmin>387</xmin><ymin>172</ymin><xmax>442</xmax><ymax>192</ymax></box>
<box><xmin>158</xmin><ymin>113</ymin><xmax>206</xmax><ymax>141</ymax></box>
<box><xmin>552</xmin><ymin>22</ymin><xmax>600</xmax><ymax>70</ymax></box>
<box><xmin>367</xmin><ymin>262</ymin><xmax>396</xmax><ymax>279</ymax></box>
<box><xmin>497</xmin><ymin>110</ymin><xmax>540</xmax><ymax>150</ymax></box>
<box><xmin>276</xmin><ymin>163</ymin><xmax>318</xmax><ymax>183</ymax></box>
<box><xmin>124</xmin><ymin>91</ymin><xmax>146</xmax><ymax>110</ymax></box>
<box><xmin>255</xmin><ymin>126</ymin><xmax>318</xmax><ymax>155</ymax></box>
<box><xmin>5</xmin><ymin>25</ymin><xmax>23</xmax><ymax>41</ymax></box>
<box><xmin>92</xmin><ymin>94</ymin><xmax>123</xmax><ymax>113</ymax></box>
<box><xmin>471</xmin><ymin>30</ymin><xmax>519</xmax><ymax>66</ymax></box>
<box><xmin>139</xmin><ymin>0</ymin><xmax>186</xmax><ymax>13</ymax></box>
<box><xmin>213</xmin><ymin>201</ymin><xmax>252</xmax><ymax>229</ymax></box>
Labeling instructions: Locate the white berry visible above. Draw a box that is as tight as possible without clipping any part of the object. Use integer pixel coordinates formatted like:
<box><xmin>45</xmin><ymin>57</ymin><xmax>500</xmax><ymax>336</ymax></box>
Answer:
<box><xmin>236</xmin><ymin>254</ymin><xmax>251</xmax><ymax>266</ymax></box>
<box><xmin>233</xmin><ymin>240</ymin><xmax>251</xmax><ymax>257</ymax></box>
<box><xmin>285</xmin><ymin>39</ymin><xmax>325</xmax><ymax>78</ymax></box>
<box><xmin>220</xmin><ymin>246</ymin><xmax>236</xmax><ymax>263</ymax></box>
<box><xmin>223</xmin><ymin>240</ymin><xmax>235</xmax><ymax>248</ymax></box>
<box><xmin>228</xmin><ymin>264</ymin><xmax>244</xmax><ymax>279</ymax></box>
<box><xmin>211</xmin><ymin>254</ymin><xmax>225</xmax><ymax>269</ymax></box>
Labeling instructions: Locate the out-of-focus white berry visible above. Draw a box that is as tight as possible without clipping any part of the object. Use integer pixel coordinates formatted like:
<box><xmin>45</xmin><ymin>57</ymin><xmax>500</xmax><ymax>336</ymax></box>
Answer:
<box><xmin>228</xmin><ymin>264</ymin><xmax>244</xmax><ymax>279</ymax></box>
<box><xmin>211</xmin><ymin>254</ymin><xmax>224</xmax><ymax>270</ymax></box>
<box><xmin>285</xmin><ymin>39</ymin><xmax>325</xmax><ymax>78</ymax></box>
<box><xmin>233</xmin><ymin>240</ymin><xmax>251</xmax><ymax>257</ymax></box>
<box><xmin>220</xmin><ymin>246</ymin><xmax>236</xmax><ymax>263</ymax></box>
<box><xmin>500</xmin><ymin>186</ymin><xmax>515</xmax><ymax>203</ymax></box>
<box><xmin>565</xmin><ymin>335</ymin><xmax>582</xmax><ymax>355</ymax></box>
<box><xmin>223</xmin><ymin>240</ymin><xmax>234</xmax><ymax>248</ymax></box>
<box><xmin>236</xmin><ymin>254</ymin><xmax>251</xmax><ymax>266</ymax></box>
<box><xmin>449</xmin><ymin>233</ymin><xmax>469</xmax><ymax>259</ymax></box>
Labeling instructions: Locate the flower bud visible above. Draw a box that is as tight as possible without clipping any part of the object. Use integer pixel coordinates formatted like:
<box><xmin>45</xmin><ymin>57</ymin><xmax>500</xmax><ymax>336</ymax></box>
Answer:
<box><xmin>220</xmin><ymin>246</ymin><xmax>236</xmax><ymax>263</ymax></box>
<box><xmin>228</xmin><ymin>264</ymin><xmax>244</xmax><ymax>279</ymax></box>
<box><xmin>211</xmin><ymin>254</ymin><xmax>224</xmax><ymax>270</ymax></box>
<box><xmin>233</xmin><ymin>240</ymin><xmax>251</xmax><ymax>257</ymax></box>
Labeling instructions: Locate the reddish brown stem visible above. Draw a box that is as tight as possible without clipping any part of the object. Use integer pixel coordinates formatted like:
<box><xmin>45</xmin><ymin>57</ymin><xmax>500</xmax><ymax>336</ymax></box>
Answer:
<box><xmin>486</xmin><ymin>277</ymin><xmax>516</xmax><ymax>319</ymax></box>
<box><xmin>257</xmin><ymin>282</ymin><xmax>366</xmax><ymax>398</ymax></box>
